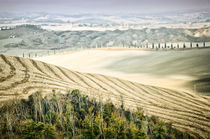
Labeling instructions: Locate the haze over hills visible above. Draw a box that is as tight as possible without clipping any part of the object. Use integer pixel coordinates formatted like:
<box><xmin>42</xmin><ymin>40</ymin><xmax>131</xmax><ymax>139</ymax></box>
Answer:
<box><xmin>1</xmin><ymin>6</ymin><xmax>210</xmax><ymax>138</ymax></box>
<box><xmin>1</xmin><ymin>9</ymin><xmax>210</xmax><ymax>30</ymax></box>
<box><xmin>1</xmin><ymin>9</ymin><xmax>210</xmax><ymax>56</ymax></box>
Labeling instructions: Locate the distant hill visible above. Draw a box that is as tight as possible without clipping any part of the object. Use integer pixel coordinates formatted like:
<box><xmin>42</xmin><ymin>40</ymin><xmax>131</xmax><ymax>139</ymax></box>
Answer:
<box><xmin>1</xmin><ymin>25</ymin><xmax>210</xmax><ymax>53</ymax></box>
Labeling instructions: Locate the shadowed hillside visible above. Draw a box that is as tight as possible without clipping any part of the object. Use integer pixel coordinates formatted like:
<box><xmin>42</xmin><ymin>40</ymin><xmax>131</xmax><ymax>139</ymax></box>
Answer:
<box><xmin>106</xmin><ymin>48</ymin><xmax>210</xmax><ymax>94</ymax></box>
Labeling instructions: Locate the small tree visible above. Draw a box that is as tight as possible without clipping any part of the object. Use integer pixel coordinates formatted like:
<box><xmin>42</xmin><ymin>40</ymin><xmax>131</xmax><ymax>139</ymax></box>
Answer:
<box><xmin>20</xmin><ymin>120</ymin><xmax>56</xmax><ymax>139</ymax></box>
<box><xmin>153</xmin><ymin>122</ymin><xmax>168</xmax><ymax>139</ymax></box>
<box><xmin>183</xmin><ymin>43</ymin><xmax>186</xmax><ymax>48</ymax></box>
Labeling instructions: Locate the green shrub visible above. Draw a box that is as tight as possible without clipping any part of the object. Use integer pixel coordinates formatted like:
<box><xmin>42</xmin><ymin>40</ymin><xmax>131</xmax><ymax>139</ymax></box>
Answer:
<box><xmin>20</xmin><ymin>120</ymin><xmax>56</xmax><ymax>139</ymax></box>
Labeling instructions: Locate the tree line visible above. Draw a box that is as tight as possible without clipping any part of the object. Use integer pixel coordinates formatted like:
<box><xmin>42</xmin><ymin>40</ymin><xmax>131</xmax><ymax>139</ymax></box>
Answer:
<box><xmin>0</xmin><ymin>90</ymin><xmax>194</xmax><ymax>139</ymax></box>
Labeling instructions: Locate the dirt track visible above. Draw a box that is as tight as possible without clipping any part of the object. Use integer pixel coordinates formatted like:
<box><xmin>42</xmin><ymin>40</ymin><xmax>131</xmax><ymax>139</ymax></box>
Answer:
<box><xmin>0</xmin><ymin>54</ymin><xmax>210</xmax><ymax>138</ymax></box>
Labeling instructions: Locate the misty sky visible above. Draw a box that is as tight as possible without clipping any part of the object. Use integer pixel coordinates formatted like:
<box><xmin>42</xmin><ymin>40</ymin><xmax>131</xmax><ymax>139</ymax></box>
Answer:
<box><xmin>0</xmin><ymin>0</ymin><xmax>210</xmax><ymax>14</ymax></box>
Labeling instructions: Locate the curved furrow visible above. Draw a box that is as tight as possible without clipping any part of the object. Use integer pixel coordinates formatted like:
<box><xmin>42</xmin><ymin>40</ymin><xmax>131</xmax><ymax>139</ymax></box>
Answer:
<box><xmin>92</xmin><ymin>74</ymin><xmax>209</xmax><ymax>123</ymax></box>
<box><xmin>96</xmin><ymin>75</ymin><xmax>197</xmax><ymax>115</ymax></box>
<box><xmin>42</xmin><ymin>63</ymin><xmax>64</xmax><ymax>80</ymax></box>
<box><xmin>96</xmin><ymin>74</ymin><xmax>142</xmax><ymax>98</ymax></box>
<box><xmin>32</xmin><ymin>71</ymin><xmax>112</xmax><ymax>97</ymax></box>
<box><xmin>32</xmin><ymin>71</ymin><xmax>111</xmax><ymax>96</ymax></box>
<box><xmin>173</xmin><ymin>124</ymin><xmax>205</xmax><ymax>139</ymax></box>
<box><xmin>201</xmin><ymin>96</ymin><xmax>210</xmax><ymax>101</ymax></box>
<box><xmin>146</xmin><ymin>110</ymin><xmax>209</xmax><ymax>139</ymax></box>
<box><xmin>152</xmin><ymin>86</ymin><xmax>210</xmax><ymax>108</ymax></box>
<box><xmin>0</xmin><ymin>57</ymin><xmax>30</xmax><ymax>91</ymax></box>
<box><xmin>147</xmin><ymin>86</ymin><xmax>210</xmax><ymax>112</ymax></box>
<box><xmin>74</xmin><ymin>71</ymin><xmax>107</xmax><ymax>90</ymax></box>
<box><xmin>141</xmin><ymin>104</ymin><xmax>210</xmax><ymax>132</ymax></box>
<box><xmin>102</xmin><ymin>76</ymin><xmax>200</xmax><ymax>115</ymax></box>
<box><xmin>29</xmin><ymin>60</ymin><xmax>77</xmax><ymax>85</ymax></box>
<box><xmin>98</xmin><ymin>75</ymin><xmax>161</xmax><ymax>104</ymax></box>
<box><xmin>139</xmin><ymin>85</ymin><xmax>206</xmax><ymax>113</ymax></box>
<box><xmin>120</xmin><ymin>89</ymin><xmax>210</xmax><ymax>124</ymax></box>
<box><xmin>145</xmin><ymin>83</ymin><xmax>206</xmax><ymax>109</ymax></box>
<box><xmin>33</xmin><ymin>74</ymin><xmax>75</xmax><ymax>87</ymax></box>
<box><xmin>55</xmin><ymin>66</ymin><xmax>78</xmax><ymax>84</ymax></box>
<box><xmin>148</xmin><ymin>86</ymin><xmax>210</xmax><ymax>109</ymax></box>
<box><xmin>132</xmin><ymin>83</ymin><xmax>204</xmax><ymax>115</ymax></box>
<box><xmin>85</xmin><ymin>73</ymin><xmax>126</xmax><ymax>96</ymax></box>
<box><xmin>112</xmin><ymin>78</ymin><xmax>209</xmax><ymax>120</ymax></box>
<box><xmin>103</xmin><ymin>77</ymin><xmax>210</xmax><ymax>128</ymax></box>
<box><xmin>156</xmin><ymin>86</ymin><xmax>198</xmax><ymax>99</ymax></box>
<box><xmin>143</xmin><ymin>108</ymin><xmax>210</xmax><ymax>137</ymax></box>
<box><xmin>30</xmin><ymin>59</ymin><xmax>49</xmax><ymax>75</ymax></box>
<box><xmin>116</xmin><ymin>94</ymin><xmax>210</xmax><ymax>135</ymax></box>
<box><xmin>68</xmin><ymin>71</ymin><xmax>95</xmax><ymax>88</ymax></box>
<box><xmin>30</xmin><ymin>61</ymin><xmax>92</xmax><ymax>90</ymax></box>
<box><xmin>32</xmin><ymin>75</ymin><xmax>95</xmax><ymax>92</ymax></box>
<box><xmin>53</xmin><ymin>69</ymin><xmax>91</xmax><ymax>88</ymax></box>
<box><xmin>80</xmin><ymin>73</ymin><xmax>109</xmax><ymax>91</ymax></box>
<box><xmin>0</xmin><ymin>55</ymin><xmax>16</xmax><ymax>82</ymax></box>
<box><xmin>131</xmin><ymin>80</ymin><xmax>210</xmax><ymax>108</ymax></box>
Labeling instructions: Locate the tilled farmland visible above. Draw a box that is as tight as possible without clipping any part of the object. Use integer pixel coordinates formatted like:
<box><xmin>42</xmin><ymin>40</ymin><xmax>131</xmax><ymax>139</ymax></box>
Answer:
<box><xmin>0</xmin><ymin>54</ymin><xmax>210</xmax><ymax>138</ymax></box>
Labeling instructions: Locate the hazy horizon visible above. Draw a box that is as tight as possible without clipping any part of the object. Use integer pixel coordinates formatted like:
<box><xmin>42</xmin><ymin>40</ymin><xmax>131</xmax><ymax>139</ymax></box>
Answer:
<box><xmin>0</xmin><ymin>0</ymin><xmax>210</xmax><ymax>14</ymax></box>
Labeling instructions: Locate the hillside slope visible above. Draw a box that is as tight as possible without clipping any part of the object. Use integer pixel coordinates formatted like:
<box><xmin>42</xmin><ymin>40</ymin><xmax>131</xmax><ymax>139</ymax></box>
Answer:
<box><xmin>36</xmin><ymin>48</ymin><xmax>210</xmax><ymax>94</ymax></box>
<box><xmin>0</xmin><ymin>55</ymin><xmax>210</xmax><ymax>138</ymax></box>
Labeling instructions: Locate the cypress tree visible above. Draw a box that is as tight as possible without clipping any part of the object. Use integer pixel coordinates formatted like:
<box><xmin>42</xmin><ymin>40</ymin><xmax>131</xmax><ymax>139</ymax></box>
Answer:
<box><xmin>177</xmin><ymin>44</ymin><xmax>179</xmax><ymax>49</ymax></box>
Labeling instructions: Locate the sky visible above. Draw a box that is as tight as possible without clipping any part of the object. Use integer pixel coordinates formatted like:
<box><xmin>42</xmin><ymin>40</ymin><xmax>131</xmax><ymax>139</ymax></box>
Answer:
<box><xmin>0</xmin><ymin>0</ymin><xmax>210</xmax><ymax>14</ymax></box>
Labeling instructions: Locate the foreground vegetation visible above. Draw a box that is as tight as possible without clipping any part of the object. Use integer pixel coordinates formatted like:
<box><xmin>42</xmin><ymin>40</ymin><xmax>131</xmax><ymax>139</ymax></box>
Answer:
<box><xmin>0</xmin><ymin>90</ymin><xmax>193</xmax><ymax>139</ymax></box>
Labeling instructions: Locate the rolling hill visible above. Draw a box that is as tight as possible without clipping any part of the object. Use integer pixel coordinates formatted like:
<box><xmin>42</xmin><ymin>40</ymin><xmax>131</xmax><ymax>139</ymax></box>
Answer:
<box><xmin>0</xmin><ymin>54</ymin><xmax>210</xmax><ymax>138</ymax></box>
<box><xmin>1</xmin><ymin>25</ymin><xmax>210</xmax><ymax>57</ymax></box>
<box><xmin>36</xmin><ymin>48</ymin><xmax>210</xmax><ymax>95</ymax></box>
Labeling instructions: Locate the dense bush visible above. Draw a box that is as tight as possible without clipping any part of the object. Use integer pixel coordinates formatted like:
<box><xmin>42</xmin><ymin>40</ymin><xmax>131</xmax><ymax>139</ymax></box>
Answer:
<box><xmin>0</xmin><ymin>90</ymin><xmax>193</xmax><ymax>139</ymax></box>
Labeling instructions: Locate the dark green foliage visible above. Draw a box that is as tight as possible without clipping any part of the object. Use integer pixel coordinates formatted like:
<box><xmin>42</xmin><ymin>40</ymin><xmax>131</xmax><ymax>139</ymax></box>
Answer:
<box><xmin>21</xmin><ymin>120</ymin><xmax>56</xmax><ymax>139</ymax></box>
<box><xmin>152</xmin><ymin>122</ymin><xmax>168</xmax><ymax>139</ymax></box>
<box><xmin>0</xmin><ymin>90</ymin><xmax>194</xmax><ymax>139</ymax></box>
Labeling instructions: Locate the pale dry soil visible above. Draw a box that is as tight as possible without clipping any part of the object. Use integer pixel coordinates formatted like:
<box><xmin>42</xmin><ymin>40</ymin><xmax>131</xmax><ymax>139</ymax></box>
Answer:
<box><xmin>35</xmin><ymin>48</ymin><xmax>210</xmax><ymax>94</ymax></box>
